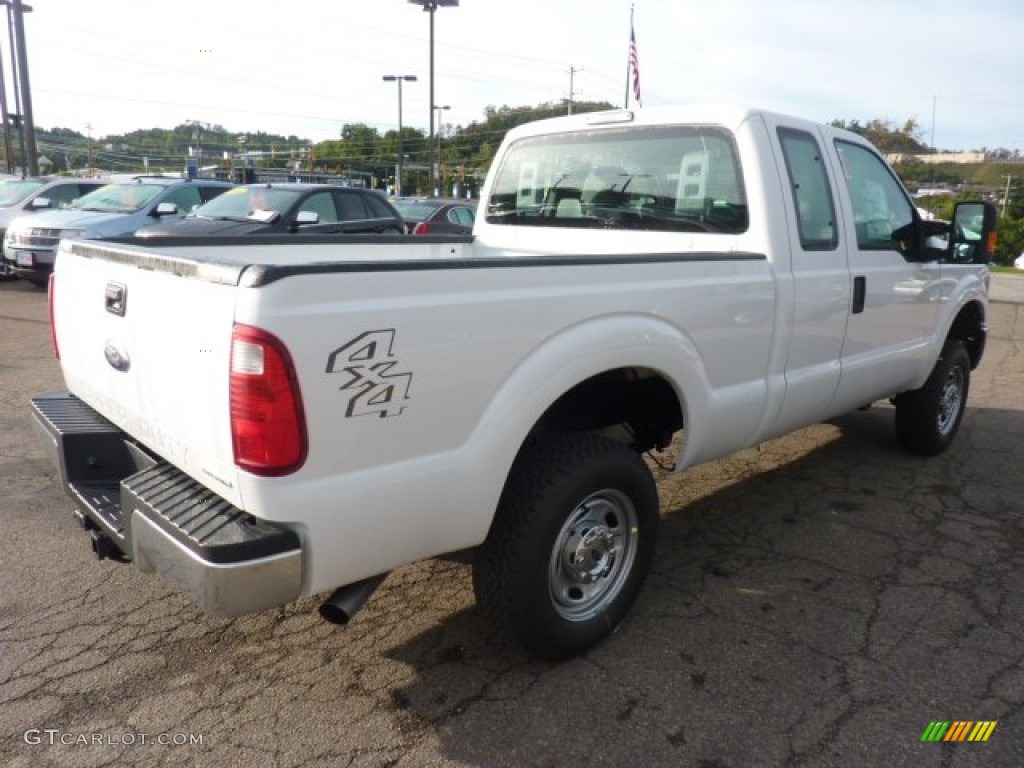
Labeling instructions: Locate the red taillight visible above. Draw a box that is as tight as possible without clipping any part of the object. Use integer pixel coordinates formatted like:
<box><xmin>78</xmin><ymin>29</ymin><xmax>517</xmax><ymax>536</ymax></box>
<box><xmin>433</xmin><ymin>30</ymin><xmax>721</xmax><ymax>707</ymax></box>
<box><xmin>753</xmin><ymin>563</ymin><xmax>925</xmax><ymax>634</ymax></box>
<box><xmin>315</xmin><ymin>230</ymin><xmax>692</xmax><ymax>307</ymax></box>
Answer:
<box><xmin>230</xmin><ymin>324</ymin><xmax>307</xmax><ymax>476</ymax></box>
<box><xmin>48</xmin><ymin>272</ymin><xmax>59</xmax><ymax>359</ymax></box>
<box><xmin>412</xmin><ymin>221</ymin><xmax>431</xmax><ymax>235</ymax></box>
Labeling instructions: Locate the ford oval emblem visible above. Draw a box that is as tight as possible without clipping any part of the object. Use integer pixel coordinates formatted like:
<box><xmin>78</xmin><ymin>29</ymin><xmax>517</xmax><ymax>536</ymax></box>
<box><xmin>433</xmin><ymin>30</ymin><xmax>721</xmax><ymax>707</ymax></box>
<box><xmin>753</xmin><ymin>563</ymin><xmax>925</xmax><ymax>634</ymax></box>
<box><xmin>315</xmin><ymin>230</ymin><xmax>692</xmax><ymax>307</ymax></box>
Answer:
<box><xmin>103</xmin><ymin>342</ymin><xmax>130</xmax><ymax>372</ymax></box>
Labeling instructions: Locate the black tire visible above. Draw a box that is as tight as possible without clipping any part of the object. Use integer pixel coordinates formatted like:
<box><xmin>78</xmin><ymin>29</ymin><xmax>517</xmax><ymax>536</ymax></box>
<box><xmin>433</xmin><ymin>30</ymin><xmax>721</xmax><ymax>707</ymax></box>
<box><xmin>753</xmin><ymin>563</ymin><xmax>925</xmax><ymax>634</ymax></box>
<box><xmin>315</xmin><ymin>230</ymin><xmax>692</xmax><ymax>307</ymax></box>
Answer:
<box><xmin>894</xmin><ymin>339</ymin><xmax>971</xmax><ymax>456</ymax></box>
<box><xmin>473</xmin><ymin>432</ymin><xmax>659</xmax><ymax>661</ymax></box>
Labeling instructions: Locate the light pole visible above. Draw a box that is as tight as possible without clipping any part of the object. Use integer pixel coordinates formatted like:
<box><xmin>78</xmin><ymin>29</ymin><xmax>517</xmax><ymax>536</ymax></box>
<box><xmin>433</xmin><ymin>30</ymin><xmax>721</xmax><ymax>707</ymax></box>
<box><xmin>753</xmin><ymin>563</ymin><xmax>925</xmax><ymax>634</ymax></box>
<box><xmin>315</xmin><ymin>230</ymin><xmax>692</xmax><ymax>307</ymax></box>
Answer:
<box><xmin>408</xmin><ymin>0</ymin><xmax>458</xmax><ymax>196</ymax></box>
<box><xmin>382</xmin><ymin>74</ymin><xmax>417</xmax><ymax>195</ymax></box>
<box><xmin>433</xmin><ymin>104</ymin><xmax>449</xmax><ymax>195</ymax></box>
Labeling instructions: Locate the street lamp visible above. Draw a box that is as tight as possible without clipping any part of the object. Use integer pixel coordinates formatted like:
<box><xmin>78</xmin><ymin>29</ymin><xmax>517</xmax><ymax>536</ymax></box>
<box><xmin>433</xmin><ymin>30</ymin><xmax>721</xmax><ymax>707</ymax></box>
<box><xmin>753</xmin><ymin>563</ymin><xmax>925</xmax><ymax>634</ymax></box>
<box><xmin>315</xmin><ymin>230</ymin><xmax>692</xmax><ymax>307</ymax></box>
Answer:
<box><xmin>432</xmin><ymin>104</ymin><xmax>450</xmax><ymax>196</ymax></box>
<box><xmin>408</xmin><ymin>0</ymin><xmax>458</xmax><ymax>196</ymax></box>
<box><xmin>382</xmin><ymin>74</ymin><xmax>417</xmax><ymax>195</ymax></box>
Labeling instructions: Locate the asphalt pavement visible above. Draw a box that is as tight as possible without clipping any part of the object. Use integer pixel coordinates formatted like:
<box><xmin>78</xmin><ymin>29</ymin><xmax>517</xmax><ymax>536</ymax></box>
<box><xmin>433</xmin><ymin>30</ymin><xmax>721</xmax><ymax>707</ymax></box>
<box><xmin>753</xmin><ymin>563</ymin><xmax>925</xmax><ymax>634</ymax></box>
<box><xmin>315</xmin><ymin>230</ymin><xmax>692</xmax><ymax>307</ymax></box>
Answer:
<box><xmin>1</xmin><ymin>274</ymin><xmax>1022</xmax><ymax>768</ymax></box>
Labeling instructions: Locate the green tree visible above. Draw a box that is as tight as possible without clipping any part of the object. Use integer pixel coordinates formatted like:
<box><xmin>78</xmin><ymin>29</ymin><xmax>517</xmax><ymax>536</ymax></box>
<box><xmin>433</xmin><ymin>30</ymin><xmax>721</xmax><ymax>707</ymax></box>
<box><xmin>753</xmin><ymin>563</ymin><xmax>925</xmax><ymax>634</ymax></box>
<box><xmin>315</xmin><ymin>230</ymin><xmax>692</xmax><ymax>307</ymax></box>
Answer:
<box><xmin>994</xmin><ymin>215</ymin><xmax>1023</xmax><ymax>265</ymax></box>
<box><xmin>831</xmin><ymin>117</ymin><xmax>927</xmax><ymax>152</ymax></box>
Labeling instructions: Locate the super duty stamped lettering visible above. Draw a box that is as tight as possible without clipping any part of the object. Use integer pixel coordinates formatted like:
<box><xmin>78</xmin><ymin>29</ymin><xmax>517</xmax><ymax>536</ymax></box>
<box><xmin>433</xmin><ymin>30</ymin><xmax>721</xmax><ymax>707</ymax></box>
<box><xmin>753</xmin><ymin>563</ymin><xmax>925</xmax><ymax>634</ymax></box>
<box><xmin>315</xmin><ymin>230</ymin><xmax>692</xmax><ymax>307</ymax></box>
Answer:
<box><xmin>327</xmin><ymin>330</ymin><xmax>413</xmax><ymax>418</ymax></box>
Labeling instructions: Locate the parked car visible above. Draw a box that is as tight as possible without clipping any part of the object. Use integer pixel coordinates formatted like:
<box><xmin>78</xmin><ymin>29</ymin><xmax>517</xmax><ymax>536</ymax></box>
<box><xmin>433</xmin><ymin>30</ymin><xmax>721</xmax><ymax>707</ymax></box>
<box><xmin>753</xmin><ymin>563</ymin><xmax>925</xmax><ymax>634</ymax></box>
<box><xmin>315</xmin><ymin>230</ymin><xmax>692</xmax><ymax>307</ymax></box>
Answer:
<box><xmin>390</xmin><ymin>197</ymin><xmax>477</xmax><ymax>235</ymax></box>
<box><xmin>1015</xmin><ymin>252</ymin><xmax>1024</xmax><ymax>270</ymax></box>
<box><xmin>137</xmin><ymin>184</ymin><xmax>405</xmax><ymax>238</ymax></box>
<box><xmin>0</xmin><ymin>177</ymin><xmax>107</xmax><ymax>280</ymax></box>
<box><xmin>3</xmin><ymin>176</ymin><xmax>235</xmax><ymax>285</ymax></box>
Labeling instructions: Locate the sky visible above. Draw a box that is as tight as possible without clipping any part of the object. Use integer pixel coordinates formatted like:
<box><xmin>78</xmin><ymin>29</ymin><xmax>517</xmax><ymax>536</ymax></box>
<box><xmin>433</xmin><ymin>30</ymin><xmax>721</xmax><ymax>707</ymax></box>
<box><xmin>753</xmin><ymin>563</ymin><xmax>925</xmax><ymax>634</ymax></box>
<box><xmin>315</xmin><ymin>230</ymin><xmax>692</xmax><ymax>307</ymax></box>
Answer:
<box><xmin>11</xmin><ymin>0</ymin><xmax>1024</xmax><ymax>152</ymax></box>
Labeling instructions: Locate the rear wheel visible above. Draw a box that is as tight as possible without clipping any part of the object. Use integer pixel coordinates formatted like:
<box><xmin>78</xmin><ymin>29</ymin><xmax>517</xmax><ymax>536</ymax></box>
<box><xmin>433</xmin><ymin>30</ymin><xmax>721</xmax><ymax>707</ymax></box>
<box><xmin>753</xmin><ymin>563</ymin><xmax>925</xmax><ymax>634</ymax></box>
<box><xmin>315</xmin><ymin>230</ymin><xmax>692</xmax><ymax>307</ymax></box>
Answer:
<box><xmin>473</xmin><ymin>432</ymin><xmax>659</xmax><ymax>661</ymax></box>
<box><xmin>894</xmin><ymin>339</ymin><xmax>971</xmax><ymax>455</ymax></box>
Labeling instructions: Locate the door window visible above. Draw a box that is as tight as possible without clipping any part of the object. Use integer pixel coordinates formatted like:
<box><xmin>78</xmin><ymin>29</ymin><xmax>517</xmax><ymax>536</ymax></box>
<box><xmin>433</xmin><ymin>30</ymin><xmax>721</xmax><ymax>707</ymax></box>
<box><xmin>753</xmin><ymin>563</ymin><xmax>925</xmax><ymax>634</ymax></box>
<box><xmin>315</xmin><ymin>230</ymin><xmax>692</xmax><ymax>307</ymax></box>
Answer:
<box><xmin>300</xmin><ymin>191</ymin><xmax>339</xmax><ymax>223</ymax></box>
<box><xmin>448</xmin><ymin>206</ymin><xmax>475</xmax><ymax>227</ymax></box>
<box><xmin>835</xmin><ymin>140</ymin><xmax>914</xmax><ymax>252</ymax></box>
<box><xmin>366</xmin><ymin>194</ymin><xmax>396</xmax><ymax>219</ymax></box>
<box><xmin>199</xmin><ymin>185</ymin><xmax>231</xmax><ymax>204</ymax></box>
<box><xmin>44</xmin><ymin>184</ymin><xmax>92</xmax><ymax>208</ymax></box>
<box><xmin>337</xmin><ymin>191</ymin><xmax>371</xmax><ymax>220</ymax></box>
<box><xmin>162</xmin><ymin>186</ymin><xmax>202</xmax><ymax>214</ymax></box>
<box><xmin>778</xmin><ymin>128</ymin><xmax>837</xmax><ymax>250</ymax></box>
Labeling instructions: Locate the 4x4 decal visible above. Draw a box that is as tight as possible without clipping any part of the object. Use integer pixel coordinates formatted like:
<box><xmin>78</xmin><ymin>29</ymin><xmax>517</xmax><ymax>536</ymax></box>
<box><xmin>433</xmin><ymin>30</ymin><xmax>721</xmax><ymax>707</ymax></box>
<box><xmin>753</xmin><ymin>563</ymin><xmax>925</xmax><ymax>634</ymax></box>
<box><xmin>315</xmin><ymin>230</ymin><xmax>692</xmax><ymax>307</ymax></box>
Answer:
<box><xmin>327</xmin><ymin>330</ymin><xmax>412</xmax><ymax>418</ymax></box>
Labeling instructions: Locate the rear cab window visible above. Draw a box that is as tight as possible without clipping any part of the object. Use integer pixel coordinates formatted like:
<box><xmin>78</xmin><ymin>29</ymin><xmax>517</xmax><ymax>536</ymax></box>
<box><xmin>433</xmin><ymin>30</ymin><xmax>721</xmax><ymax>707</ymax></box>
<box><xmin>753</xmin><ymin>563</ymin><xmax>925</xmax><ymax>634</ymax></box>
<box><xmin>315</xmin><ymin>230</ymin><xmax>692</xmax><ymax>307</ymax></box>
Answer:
<box><xmin>486</xmin><ymin>124</ymin><xmax>748</xmax><ymax>234</ymax></box>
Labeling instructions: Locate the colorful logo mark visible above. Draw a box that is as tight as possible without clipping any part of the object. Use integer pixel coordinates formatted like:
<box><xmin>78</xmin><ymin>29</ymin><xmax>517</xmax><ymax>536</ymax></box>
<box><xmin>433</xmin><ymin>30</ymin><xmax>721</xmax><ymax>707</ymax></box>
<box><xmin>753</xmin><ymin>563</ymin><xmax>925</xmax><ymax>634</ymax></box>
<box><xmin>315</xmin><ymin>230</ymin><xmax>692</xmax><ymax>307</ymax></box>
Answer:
<box><xmin>920</xmin><ymin>721</ymin><xmax>997</xmax><ymax>742</ymax></box>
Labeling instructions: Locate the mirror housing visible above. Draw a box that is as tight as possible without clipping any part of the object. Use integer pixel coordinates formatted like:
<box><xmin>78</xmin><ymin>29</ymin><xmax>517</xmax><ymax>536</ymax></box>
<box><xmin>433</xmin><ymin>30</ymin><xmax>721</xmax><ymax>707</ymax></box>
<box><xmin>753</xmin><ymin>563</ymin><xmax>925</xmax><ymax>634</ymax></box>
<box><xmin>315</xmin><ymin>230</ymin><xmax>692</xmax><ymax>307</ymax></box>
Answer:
<box><xmin>153</xmin><ymin>202</ymin><xmax>179</xmax><ymax>217</ymax></box>
<box><xmin>289</xmin><ymin>210</ymin><xmax>319</xmax><ymax>232</ymax></box>
<box><xmin>949</xmin><ymin>201</ymin><xmax>998</xmax><ymax>263</ymax></box>
<box><xmin>29</xmin><ymin>196</ymin><xmax>52</xmax><ymax>210</ymax></box>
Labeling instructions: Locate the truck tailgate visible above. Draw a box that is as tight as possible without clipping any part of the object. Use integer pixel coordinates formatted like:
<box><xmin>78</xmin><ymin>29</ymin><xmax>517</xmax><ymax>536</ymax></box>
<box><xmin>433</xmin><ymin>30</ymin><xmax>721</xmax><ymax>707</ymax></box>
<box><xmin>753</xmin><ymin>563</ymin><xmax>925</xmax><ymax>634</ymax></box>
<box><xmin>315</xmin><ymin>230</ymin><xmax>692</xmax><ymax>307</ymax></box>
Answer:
<box><xmin>51</xmin><ymin>240</ymin><xmax>243</xmax><ymax>507</ymax></box>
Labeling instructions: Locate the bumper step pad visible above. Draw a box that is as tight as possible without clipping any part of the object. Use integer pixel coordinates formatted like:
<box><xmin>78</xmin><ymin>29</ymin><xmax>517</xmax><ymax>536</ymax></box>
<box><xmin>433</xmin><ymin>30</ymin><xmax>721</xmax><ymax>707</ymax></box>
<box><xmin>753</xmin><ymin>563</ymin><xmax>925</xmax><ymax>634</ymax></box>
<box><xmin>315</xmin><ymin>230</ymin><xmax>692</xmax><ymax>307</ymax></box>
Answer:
<box><xmin>123</xmin><ymin>465</ymin><xmax>300</xmax><ymax>564</ymax></box>
<box><xmin>31</xmin><ymin>391</ymin><xmax>300</xmax><ymax>566</ymax></box>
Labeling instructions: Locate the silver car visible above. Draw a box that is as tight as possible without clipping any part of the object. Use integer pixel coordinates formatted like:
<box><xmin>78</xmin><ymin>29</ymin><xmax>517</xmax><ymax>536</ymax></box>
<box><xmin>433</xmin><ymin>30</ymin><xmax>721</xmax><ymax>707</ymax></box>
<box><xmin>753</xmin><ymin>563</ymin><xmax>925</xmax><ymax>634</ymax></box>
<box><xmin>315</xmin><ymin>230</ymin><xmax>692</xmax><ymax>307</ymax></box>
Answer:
<box><xmin>0</xmin><ymin>177</ymin><xmax>107</xmax><ymax>280</ymax></box>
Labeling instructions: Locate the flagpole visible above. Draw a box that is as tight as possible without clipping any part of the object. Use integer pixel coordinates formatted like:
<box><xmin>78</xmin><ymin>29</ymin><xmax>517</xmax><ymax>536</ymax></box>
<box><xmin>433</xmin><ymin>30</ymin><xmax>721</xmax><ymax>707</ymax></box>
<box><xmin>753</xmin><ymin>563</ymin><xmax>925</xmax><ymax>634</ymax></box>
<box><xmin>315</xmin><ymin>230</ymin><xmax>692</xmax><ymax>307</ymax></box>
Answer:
<box><xmin>624</xmin><ymin>4</ymin><xmax>634</xmax><ymax>108</ymax></box>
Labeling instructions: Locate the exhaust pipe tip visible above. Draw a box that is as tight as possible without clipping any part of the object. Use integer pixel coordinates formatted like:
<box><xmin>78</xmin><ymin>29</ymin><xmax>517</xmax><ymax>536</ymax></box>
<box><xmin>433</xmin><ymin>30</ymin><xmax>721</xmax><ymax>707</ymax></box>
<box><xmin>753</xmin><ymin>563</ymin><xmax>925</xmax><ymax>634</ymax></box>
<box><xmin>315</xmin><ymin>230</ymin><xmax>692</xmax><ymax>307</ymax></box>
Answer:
<box><xmin>319</xmin><ymin>574</ymin><xmax>388</xmax><ymax>625</ymax></box>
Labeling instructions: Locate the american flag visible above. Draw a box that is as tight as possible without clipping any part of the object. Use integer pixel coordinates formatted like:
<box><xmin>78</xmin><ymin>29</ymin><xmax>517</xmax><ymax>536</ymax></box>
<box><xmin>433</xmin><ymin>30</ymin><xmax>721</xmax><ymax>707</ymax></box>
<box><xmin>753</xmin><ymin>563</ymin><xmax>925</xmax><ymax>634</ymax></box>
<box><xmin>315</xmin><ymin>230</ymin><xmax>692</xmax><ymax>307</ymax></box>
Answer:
<box><xmin>629</xmin><ymin>23</ymin><xmax>641</xmax><ymax>106</ymax></box>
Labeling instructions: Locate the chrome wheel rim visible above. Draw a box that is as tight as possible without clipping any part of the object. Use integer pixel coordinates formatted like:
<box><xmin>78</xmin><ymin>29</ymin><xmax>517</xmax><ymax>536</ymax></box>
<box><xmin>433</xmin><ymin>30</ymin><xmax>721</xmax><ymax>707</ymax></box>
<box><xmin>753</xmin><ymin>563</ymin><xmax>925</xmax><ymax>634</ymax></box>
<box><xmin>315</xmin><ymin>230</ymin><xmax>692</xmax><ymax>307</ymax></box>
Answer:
<box><xmin>937</xmin><ymin>365</ymin><xmax>965</xmax><ymax>436</ymax></box>
<box><xmin>547</xmin><ymin>489</ymin><xmax>639</xmax><ymax>622</ymax></box>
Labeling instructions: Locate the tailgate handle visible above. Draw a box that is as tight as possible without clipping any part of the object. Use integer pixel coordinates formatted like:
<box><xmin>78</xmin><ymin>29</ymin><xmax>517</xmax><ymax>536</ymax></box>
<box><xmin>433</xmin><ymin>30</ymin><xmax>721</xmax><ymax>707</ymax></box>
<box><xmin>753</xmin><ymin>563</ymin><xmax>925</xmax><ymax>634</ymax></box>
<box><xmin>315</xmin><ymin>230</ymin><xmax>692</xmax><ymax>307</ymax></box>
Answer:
<box><xmin>105</xmin><ymin>282</ymin><xmax>127</xmax><ymax>316</ymax></box>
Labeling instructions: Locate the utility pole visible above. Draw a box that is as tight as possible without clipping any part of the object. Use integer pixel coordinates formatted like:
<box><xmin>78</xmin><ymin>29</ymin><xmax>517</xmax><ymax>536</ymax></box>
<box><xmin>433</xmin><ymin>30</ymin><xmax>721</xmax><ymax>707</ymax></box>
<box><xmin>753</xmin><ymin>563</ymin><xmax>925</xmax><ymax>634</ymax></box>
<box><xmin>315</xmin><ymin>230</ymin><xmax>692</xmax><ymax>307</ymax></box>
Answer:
<box><xmin>0</xmin><ymin>30</ymin><xmax>12</xmax><ymax>173</ymax></box>
<box><xmin>408</xmin><ymin>1</ymin><xmax>459</xmax><ymax>197</ymax></box>
<box><xmin>1002</xmin><ymin>175</ymin><xmax>1012</xmax><ymax>218</ymax></box>
<box><xmin>382</xmin><ymin>75</ymin><xmax>417</xmax><ymax>195</ymax></box>
<box><xmin>85</xmin><ymin>123</ymin><xmax>93</xmax><ymax>173</ymax></box>
<box><xmin>4</xmin><ymin>0</ymin><xmax>37</xmax><ymax>175</ymax></box>
<box><xmin>567</xmin><ymin>66</ymin><xmax>582</xmax><ymax>115</ymax></box>
<box><xmin>930</xmin><ymin>95</ymin><xmax>936</xmax><ymax>150</ymax></box>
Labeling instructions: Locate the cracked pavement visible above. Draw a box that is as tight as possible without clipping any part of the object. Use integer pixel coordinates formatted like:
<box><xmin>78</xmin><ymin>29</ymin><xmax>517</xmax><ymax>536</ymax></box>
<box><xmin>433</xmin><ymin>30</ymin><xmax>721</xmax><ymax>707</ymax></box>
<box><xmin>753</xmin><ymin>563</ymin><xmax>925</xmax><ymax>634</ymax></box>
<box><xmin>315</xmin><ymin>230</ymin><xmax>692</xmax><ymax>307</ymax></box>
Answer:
<box><xmin>2</xmin><ymin>276</ymin><xmax>1022</xmax><ymax>767</ymax></box>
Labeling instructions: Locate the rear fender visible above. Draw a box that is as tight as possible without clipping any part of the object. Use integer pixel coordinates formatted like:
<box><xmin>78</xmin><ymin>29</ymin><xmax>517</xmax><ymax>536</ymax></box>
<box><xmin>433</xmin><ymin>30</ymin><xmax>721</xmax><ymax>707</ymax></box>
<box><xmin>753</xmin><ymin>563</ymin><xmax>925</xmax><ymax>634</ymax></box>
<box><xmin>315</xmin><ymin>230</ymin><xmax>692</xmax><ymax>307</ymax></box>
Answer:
<box><xmin>461</xmin><ymin>313</ymin><xmax>708</xmax><ymax>537</ymax></box>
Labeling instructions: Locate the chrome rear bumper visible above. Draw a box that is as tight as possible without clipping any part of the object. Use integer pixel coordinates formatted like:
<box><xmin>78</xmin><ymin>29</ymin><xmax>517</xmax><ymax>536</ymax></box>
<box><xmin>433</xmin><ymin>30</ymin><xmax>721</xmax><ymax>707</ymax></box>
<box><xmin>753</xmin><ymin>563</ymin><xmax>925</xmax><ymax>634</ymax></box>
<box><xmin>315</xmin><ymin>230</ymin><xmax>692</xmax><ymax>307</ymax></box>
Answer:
<box><xmin>31</xmin><ymin>391</ymin><xmax>302</xmax><ymax>617</ymax></box>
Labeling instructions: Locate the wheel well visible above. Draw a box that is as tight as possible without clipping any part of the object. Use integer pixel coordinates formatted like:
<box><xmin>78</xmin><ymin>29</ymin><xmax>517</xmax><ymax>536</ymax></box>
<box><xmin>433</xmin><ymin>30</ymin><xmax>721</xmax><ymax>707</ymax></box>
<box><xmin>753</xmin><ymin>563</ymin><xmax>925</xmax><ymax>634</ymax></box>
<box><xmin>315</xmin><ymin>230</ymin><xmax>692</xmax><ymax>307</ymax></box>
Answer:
<box><xmin>947</xmin><ymin>301</ymin><xmax>986</xmax><ymax>369</ymax></box>
<box><xmin>531</xmin><ymin>367</ymin><xmax>683</xmax><ymax>452</ymax></box>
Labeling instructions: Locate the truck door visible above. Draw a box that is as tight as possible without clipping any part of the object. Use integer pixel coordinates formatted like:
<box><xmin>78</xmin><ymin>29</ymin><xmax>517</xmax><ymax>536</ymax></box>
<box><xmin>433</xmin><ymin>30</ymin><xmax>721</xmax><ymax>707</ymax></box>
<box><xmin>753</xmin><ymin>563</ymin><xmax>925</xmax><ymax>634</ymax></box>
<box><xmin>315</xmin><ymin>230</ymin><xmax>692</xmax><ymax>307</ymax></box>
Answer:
<box><xmin>826</xmin><ymin>138</ymin><xmax>941</xmax><ymax>412</ymax></box>
<box><xmin>766</xmin><ymin>121</ymin><xmax>851</xmax><ymax>437</ymax></box>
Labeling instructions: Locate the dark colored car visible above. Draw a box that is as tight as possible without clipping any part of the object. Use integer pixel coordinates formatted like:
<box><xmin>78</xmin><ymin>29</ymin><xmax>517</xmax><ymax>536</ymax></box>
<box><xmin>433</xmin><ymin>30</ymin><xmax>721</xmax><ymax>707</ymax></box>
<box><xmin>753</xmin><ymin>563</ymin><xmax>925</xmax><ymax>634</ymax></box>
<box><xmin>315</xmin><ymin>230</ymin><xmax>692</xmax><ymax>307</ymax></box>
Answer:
<box><xmin>137</xmin><ymin>183</ymin><xmax>405</xmax><ymax>238</ymax></box>
<box><xmin>391</xmin><ymin>197</ymin><xmax>477</xmax><ymax>235</ymax></box>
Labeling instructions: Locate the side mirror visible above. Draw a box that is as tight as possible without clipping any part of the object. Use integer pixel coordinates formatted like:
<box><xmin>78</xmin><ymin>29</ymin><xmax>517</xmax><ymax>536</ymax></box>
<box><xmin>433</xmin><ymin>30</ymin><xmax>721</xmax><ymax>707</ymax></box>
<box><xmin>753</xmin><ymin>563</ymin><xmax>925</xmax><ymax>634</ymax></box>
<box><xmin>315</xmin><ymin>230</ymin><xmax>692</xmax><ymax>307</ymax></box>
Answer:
<box><xmin>153</xmin><ymin>202</ymin><xmax>179</xmax><ymax>217</ymax></box>
<box><xmin>950</xmin><ymin>201</ymin><xmax>998</xmax><ymax>263</ymax></box>
<box><xmin>289</xmin><ymin>210</ymin><xmax>319</xmax><ymax>232</ymax></box>
<box><xmin>29</xmin><ymin>196</ymin><xmax>52</xmax><ymax>210</ymax></box>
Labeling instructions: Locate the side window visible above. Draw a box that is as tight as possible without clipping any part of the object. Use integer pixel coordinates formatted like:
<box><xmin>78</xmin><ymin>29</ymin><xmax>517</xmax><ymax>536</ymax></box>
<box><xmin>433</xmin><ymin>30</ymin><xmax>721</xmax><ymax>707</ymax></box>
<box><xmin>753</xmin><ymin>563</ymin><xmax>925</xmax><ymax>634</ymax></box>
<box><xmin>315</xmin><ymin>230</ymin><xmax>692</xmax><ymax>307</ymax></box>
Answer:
<box><xmin>45</xmin><ymin>185</ymin><xmax>86</xmax><ymax>208</ymax></box>
<box><xmin>199</xmin><ymin>186</ymin><xmax>230</xmax><ymax>204</ymax></box>
<box><xmin>337</xmin><ymin>192</ymin><xmax>371</xmax><ymax>220</ymax></box>
<box><xmin>778</xmin><ymin>128</ymin><xmax>837</xmax><ymax>250</ymax></box>
<box><xmin>366</xmin><ymin>194</ymin><xmax>395</xmax><ymax>218</ymax></box>
<box><xmin>835</xmin><ymin>140</ymin><xmax>914</xmax><ymax>251</ymax></box>
<box><xmin>449</xmin><ymin>206</ymin><xmax>475</xmax><ymax>227</ymax></box>
<box><xmin>300</xmin><ymin>191</ymin><xmax>338</xmax><ymax>223</ymax></box>
<box><xmin>162</xmin><ymin>186</ymin><xmax>201</xmax><ymax>214</ymax></box>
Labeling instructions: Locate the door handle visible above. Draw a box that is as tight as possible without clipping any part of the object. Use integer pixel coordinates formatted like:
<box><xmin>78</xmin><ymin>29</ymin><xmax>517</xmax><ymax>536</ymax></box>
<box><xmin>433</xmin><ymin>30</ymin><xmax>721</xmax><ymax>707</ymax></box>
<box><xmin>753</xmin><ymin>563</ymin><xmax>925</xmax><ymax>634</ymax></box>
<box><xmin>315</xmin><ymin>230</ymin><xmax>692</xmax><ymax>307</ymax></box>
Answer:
<box><xmin>852</xmin><ymin>275</ymin><xmax>866</xmax><ymax>314</ymax></box>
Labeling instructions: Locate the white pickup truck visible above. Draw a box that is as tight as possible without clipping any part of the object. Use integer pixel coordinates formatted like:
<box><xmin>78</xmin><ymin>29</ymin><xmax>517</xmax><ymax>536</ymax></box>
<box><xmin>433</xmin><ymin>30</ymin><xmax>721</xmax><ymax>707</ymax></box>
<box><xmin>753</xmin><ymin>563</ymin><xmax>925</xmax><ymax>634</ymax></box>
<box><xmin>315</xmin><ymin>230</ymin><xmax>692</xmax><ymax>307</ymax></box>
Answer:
<box><xmin>32</xmin><ymin>106</ymin><xmax>997</xmax><ymax>660</ymax></box>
